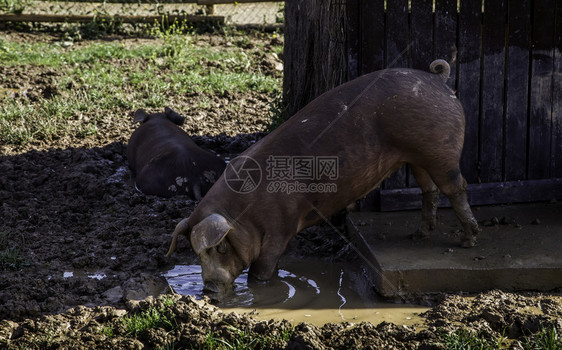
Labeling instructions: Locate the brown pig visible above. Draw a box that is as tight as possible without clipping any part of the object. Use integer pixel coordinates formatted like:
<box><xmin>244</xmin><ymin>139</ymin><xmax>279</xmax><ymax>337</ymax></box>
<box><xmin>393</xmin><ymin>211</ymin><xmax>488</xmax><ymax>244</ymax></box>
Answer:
<box><xmin>166</xmin><ymin>60</ymin><xmax>481</xmax><ymax>294</ymax></box>
<box><xmin>127</xmin><ymin>107</ymin><xmax>225</xmax><ymax>200</ymax></box>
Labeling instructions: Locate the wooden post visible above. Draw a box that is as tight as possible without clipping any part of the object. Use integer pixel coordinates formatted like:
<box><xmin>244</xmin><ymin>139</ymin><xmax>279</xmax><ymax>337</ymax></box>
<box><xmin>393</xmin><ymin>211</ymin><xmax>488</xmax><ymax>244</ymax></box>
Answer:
<box><xmin>282</xmin><ymin>0</ymin><xmax>347</xmax><ymax>119</ymax></box>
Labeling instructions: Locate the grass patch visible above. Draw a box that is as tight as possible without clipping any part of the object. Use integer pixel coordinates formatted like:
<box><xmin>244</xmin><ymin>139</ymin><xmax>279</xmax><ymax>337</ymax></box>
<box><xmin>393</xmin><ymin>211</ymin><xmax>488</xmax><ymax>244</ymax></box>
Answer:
<box><xmin>0</xmin><ymin>27</ymin><xmax>283</xmax><ymax>150</ymax></box>
<box><xmin>439</xmin><ymin>325</ymin><xmax>562</xmax><ymax>350</ymax></box>
<box><xmin>122</xmin><ymin>306</ymin><xmax>175</xmax><ymax>337</ymax></box>
<box><xmin>0</xmin><ymin>231</ymin><xmax>25</xmax><ymax>270</ymax></box>
<box><xmin>0</xmin><ymin>247</ymin><xmax>24</xmax><ymax>270</ymax></box>
<box><xmin>0</xmin><ymin>40</ymin><xmax>142</xmax><ymax>66</ymax></box>
<box><xmin>203</xmin><ymin>323</ymin><xmax>293</xmax><ymax>350</ymax></box>
<box><xmin>0</xmin><ymin>0</ymin><xmax>30</xmax><ymax>14</ymax></box>
<box><xmin>266</xmin><ymin>90</ymin><xmax>287</xmax><ymax>131</ymax></box>
<box><xmin>121</xmin><ymin>295</ymin><xmax>177</xmax><ymax>337</ymax></box>
<box><xmin>439</xmin><ymin>328</ymin><xmax>506</xmax><ymax>350</ymax></box>
<box><xmin>522</xmin><ymin>325</ymin><xmax>561</xmax><ymax>350</ymax></box>
<box><xmin>100</xmin><ymin>325</ymin><xmax>115</xmax><ymax>338</ymax></box>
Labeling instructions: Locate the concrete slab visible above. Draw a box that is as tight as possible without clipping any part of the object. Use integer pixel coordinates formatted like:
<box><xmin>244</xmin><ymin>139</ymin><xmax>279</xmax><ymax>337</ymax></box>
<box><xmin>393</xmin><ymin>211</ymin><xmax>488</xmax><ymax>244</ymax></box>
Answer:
<box><xmin>347</xmin><ymin>202</ymin><xmax>562</xmax><ymax>298</ymax></box>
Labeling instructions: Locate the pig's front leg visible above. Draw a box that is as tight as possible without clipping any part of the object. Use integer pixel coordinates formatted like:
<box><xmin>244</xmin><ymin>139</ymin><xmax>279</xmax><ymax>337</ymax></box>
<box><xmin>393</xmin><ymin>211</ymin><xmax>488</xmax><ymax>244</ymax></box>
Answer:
<box><xmin>248</xmin><ymin>234</ymin><xmax>291</xmax><ymax>282</ymax></box>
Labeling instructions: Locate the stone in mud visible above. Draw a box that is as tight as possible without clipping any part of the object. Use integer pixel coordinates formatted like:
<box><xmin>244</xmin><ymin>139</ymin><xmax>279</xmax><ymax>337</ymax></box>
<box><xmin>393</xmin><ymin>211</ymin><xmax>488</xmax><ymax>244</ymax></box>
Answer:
<box><xmin>122</xmin><ymin>275</ymin><xmax>169</xmax><ymax>302</ymax></box>
<box><xmin>103</xmin><ymin>286</ymin><xmax>124</xmax><ymax>304</ymax></box>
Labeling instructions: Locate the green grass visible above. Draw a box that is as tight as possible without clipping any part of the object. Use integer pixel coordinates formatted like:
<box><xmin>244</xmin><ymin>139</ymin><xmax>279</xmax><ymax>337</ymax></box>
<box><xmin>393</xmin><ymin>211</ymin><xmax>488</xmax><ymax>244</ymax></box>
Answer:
<box><xmin>439</xmin><ymin>328</ymin><xmax>505</xmax><ymax>350</ymax></box>
<box><xmin>0</xmin><ymin>0</ymin><xmax>30</xmax><ymax>14</ymax></box>
<box><xmin>0</xmin><ymin>40</ymin><xmax>146</xmax><ymax>66</ymax></box>
<box><xmin>100</xmin><ymin>325</ymin><xmax>115</xmax><ymax>338</ymax></box>
<box><xmin>0</xmin><ymin>247</ymin><xmax>24</xmax><ymax>270</ymax></box>
<box><xmin>122</xmin><ymin>306</ymin><xmax>175</xmax><ymax>337</ymax></box>
<box><xmin>121</xmin><ymin>296</ymin><xmax>177</xmax><ymax>337</ymax></box>
<box><xmin>265</xmin><ymin>90</ymin><xmax>287</xmax><ymax>131</ymax></box>
<box><xmin>439</xmin><ymin>325</ymin><xmax>561</xmax><ymax>350</ymax></box>
<box><xmin>202</xmin><ymin>324</ymin><xmax>293</xmax><ymax>350</ymax></box>
<box><xmin>0</xmin><ymin>26</ymin><xmax>282</xmax><ymax>150</ymax></box>
<box><xmin>522</xmin><ymin>325</ymin><xmax>561</xmax><ymax>350</ymax></box>
<box><xmin>0</xmin><ymin>231</ymin><xmax>25</xmax><ymax>270</ymax></box>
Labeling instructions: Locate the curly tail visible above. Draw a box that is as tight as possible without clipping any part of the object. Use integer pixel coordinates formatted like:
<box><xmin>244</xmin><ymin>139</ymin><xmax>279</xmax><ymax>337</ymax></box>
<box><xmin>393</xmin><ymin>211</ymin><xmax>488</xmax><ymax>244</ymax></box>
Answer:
<box><xmin>429</xmin><ymin>59</ymin><xmax>451</xmax><ymax>82</ymax></box>
<box><xmin>430</xmin><ymin>45</ymin><xmax>457</xmax><ymax>83</ymax></box>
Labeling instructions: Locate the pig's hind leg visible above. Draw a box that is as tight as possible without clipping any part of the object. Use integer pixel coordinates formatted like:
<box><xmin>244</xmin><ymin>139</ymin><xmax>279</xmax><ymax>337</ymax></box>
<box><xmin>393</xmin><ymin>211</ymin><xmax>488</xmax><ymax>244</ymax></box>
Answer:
<box><xmin>425</xmin><ymin>165</ymin><xmax>481</xmax><ymax>247</ymax></box>
<box><xmin>411</xmin><ymin>165</ymin><xmax>439</xmax><ymax>240</ymax></box>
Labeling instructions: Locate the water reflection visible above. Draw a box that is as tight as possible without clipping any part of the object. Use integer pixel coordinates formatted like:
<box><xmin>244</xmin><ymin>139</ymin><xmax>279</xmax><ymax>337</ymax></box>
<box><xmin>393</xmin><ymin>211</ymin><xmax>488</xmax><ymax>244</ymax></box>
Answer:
<box><xmin>162</xmin><ymin>259</ymin><xmax>429</xmax><ymax>325</ymax></box>
<box><xmin>162</xmin><ymin>263</ymin><xmax>329</xmax><ymax>308</ymax></box>
<box><xmin>163</xmin><ymin>259</ymin><xmax>380</xmax><ymax>311</ymax></box>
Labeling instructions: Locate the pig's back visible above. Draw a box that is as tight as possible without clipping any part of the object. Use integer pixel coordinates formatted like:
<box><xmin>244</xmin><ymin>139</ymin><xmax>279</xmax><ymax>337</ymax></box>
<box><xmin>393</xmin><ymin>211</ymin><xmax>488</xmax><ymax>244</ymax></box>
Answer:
<box><xmin>248</xmin><ymin>68</ymin><xmax>461</xmax><ymax>157</ymax></box>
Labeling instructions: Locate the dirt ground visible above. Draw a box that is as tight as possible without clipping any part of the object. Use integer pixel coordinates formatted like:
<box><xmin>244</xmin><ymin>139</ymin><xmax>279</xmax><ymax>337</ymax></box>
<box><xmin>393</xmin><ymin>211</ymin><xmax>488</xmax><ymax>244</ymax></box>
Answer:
<box><xmin>0</xmin><ymin>29</ymin><xmax>561</xmax><ymax>349</ymax></box>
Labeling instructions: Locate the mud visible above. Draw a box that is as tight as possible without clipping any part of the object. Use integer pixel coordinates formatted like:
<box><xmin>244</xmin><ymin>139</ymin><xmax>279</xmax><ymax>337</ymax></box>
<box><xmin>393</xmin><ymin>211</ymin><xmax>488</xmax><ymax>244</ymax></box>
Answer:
<box><xmin>1</xmin><ymin>291</ymin><xmax>561</xmax><ymax>349</ymax></box>
<box><xmin>1</xmin><ymin>30</ymin><xmax>561</xmax><ymax>349</ymax></box>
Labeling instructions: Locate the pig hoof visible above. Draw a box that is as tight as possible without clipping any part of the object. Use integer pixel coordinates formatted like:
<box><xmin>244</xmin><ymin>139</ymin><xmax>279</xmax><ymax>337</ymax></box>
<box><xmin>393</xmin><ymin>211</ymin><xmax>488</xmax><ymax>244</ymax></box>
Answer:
<box><xmin>411</xmin><ymin>229</ymin><xmax>430</xmax><ymax>241</ymax></box>
<box><xmin>248</xmin><ymin>274</ymin><xmax>271</xmax><ymax>286</ymax></box>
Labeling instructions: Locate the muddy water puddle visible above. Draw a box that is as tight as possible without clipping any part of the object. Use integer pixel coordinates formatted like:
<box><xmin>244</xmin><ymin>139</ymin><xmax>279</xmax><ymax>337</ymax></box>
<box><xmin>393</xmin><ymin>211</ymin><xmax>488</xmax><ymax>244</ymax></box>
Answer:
<box><xmin>163</xmin><ymin>258</ymin><xmax>428</xmax><ymax>326</ymax></box>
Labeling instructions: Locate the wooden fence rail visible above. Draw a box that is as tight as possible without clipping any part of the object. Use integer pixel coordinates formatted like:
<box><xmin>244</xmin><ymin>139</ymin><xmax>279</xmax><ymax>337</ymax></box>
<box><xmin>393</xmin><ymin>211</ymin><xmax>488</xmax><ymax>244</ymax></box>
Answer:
<box><xmin>0</xmin><ymin>0</ymin><xmax>282</xmax><ymax>26</ymax></box>
<box><xmin>0</xmin><ymin>13</ymin><xmax>224</xmax><ymax>24</ymax></box>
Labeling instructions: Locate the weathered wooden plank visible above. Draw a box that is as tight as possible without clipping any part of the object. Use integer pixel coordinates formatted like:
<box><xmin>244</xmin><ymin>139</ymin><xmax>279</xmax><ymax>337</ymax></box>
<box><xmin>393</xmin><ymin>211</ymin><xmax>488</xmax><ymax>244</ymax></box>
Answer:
<box><xmin>553</xmin><ymin>1</ymin><xmax>562</xmax><ymax>178</ymax></box>
<box><xmin>0</xmin><ymin>13</ymin><xmax>224</xmax><ymax>23</ymax></box>
<box><xmin>480</xmin><ymin>1</ymin><xmax>506</xmax><ymax>183</ymax></box>
<box><xmin>528</xmin><ymin>0</ymin><xmax>555</xmax><ymax>179</ymax></box>
<box><xmin>505</xmin><ymin>0</ymin><xmax>530</xmax><ymax>181</ymax></box>
<box><xmin>410</xmin><ymin>0</ymin><xmax>434</xmax><ymax>71</ymax></box>
<box><xmin>347</xmin><ymin>0</ymin><xmax>361</xmax><ymax>80</ymax></box>
<box><xmin>360</xmin><ymin>0</ymin><xmax>385</xmax><ymax>75</ymax></box>
<box><xmin>283</xmin><ymin>0</ymin><xmax>347</xmax><ymax>118</ymax></box>
<box><xmin>282</xmin><ymin>0</ymin><xmax>310</xmax><ymax>118</ymax></box>
<box><xmin>359</xmin><ymin>190</ymin><xmax>380</xmax><ymax>212</ymax></box>
<box><xmin>382</xmin><ymin>0</ymin><xmax>409</xmax><ymax>190</ymax></box>
<box><xmin>407</xmin><ymin>0</ymin><xmax>434</xmax><ymax>188</ymax></box>
<box><xmin>457</xmin><ymin>0</ymin><xmax>482</xmax><ymax>184</ymax></box>
<box><xmin>379</xmin><ymin>179</ymin><xmax>562</xmax><ymax>211</ymax></box>
<box><xmin>434</xmin><ymin>0</ymin><xmax>458</xmax><ymax>89</ymax></box>
<box><xmin>385</xmin><ymin>0</ymin><xmax>409</xmax><ymax>68</ymax></box>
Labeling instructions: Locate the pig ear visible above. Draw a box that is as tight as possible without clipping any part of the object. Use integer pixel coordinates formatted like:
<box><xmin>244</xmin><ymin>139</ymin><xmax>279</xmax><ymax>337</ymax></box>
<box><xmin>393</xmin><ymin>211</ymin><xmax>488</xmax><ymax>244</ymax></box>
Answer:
<box><xmin>165</xmin><ymin>107</ymin><xmax>186</xmax><ymax>126</ymax></box>
<box><xmin>190</xmin><ymin>214</ymin><xmax>232</xmax><ymax>255</ymax></box>
<box><xmin>133</xmin><ymin>109</ymin><xmax>149</xmax><ymax>124</ymax></box>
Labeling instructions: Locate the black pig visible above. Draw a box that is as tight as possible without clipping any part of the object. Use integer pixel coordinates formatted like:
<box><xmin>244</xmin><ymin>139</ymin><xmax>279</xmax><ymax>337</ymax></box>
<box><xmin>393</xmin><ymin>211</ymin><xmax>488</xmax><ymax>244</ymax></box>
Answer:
<box><xmin>127</xmin><ymin>107</ymin><xmax>225</xmax><ymax>199</ymax></box>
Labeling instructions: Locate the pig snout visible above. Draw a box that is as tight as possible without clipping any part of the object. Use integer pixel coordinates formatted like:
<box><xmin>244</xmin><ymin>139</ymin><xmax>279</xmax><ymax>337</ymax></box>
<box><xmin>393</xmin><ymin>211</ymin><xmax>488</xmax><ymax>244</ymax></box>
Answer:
<box><xmin>200</xmin><ymin>257</ymin><xmax>236</xmax><ymax>295</ymax></box>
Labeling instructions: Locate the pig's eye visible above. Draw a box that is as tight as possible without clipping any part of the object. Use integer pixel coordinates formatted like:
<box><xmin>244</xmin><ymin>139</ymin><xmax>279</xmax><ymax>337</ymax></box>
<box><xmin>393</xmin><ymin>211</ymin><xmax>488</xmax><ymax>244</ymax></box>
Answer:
<box><xmin>216</xmin><ymin>241</ymin><xmax>227</xmax><ymax>254</ymax></box>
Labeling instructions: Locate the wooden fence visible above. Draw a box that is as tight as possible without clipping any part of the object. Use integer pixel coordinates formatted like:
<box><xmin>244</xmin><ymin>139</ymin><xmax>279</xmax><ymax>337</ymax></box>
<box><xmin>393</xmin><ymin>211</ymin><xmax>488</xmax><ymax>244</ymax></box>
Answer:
<box><xmin>344</xmin><ymin>0</ymin><xmax>561</xmax><ymax>210</ymax></box>
<box><xmin>0</xmin><ymin>0</ymin><xmax>281</xmax><ymax>28</ymax></box>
